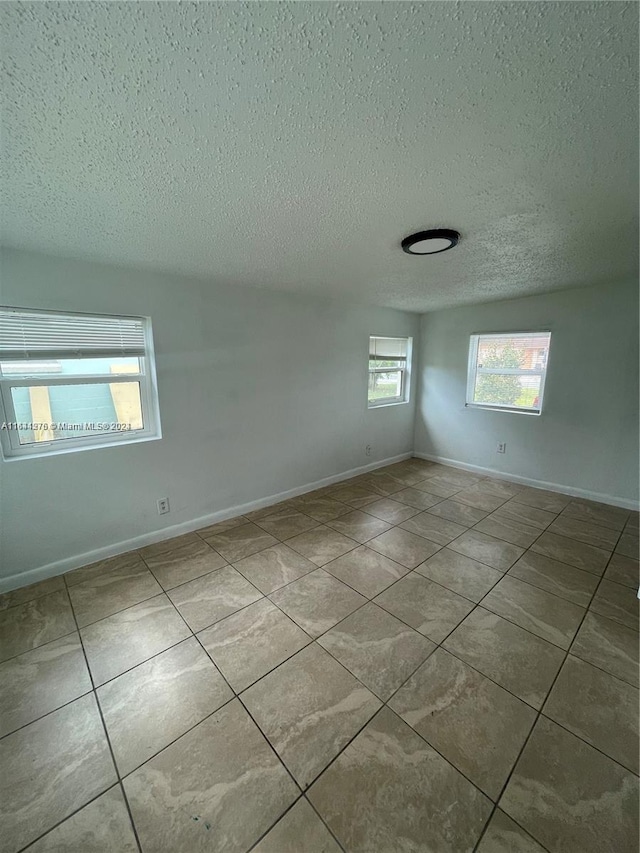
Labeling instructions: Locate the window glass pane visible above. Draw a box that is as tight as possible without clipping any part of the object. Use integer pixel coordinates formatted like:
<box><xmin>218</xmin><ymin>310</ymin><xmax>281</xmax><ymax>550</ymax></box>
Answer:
<box><xmin>369</xmin><ymin>357</ymin><xmax>405</xmax><ymax>370</ymax></box>
<box><xmin>476</xmin><ymin>335</ymin><xmax>549</xmax><ymax>371</ymax></box>
<box><xmin>368</xmin><ymin>370</ymin><xmax>403</xmax><ymax>402</ymax></box>
<box><xmin>9</xmin><ymin>382</ymin><xmax>143</xmax><ymax>444</ymax></box>
<box><xmin>473</xmin><ymin>373</ymin><xmax>542</xmax><ymax>409</ymax></box>
<box><xmin>0</xmin><ymin>356</ymin><xmax>141</xmax><ymax>378</ymax></box>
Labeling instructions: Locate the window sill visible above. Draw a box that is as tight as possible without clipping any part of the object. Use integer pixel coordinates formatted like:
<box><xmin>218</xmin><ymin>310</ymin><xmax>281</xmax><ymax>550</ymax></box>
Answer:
<box><xmin>368</xmin><ymin>399</ymin><xmax>410</xmax><ymax>410</ymax></box>
<box><xmin>465</xmin><ymin>403</ymin><xmax>541</xmax><ymax>416</ymax></box>
<box><xmin>1</xmin><ymin>432</ymin><xmax>162</xmax><ymax>461</ymax></box>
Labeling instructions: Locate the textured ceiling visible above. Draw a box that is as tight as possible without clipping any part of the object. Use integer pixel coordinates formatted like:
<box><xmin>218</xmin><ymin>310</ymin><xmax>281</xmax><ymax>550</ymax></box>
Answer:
<box><xmin>1</xmin><ymin>1</ymin><xmax>638</xmax><ymax>312</ymax></box>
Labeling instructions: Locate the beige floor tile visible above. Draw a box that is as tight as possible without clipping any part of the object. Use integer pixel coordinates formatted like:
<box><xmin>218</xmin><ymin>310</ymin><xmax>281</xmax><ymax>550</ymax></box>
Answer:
<box><xmin>616</xmin><ymin>532</ymin><xmax>639</xmax><ymax>559</ymax></box>
<box><xmin>26</xmin><ymin>786</ymin><xmax>138</xmax><ymax>853</ymax></box>
<box><xmin>68</xmin><ymin>562</ymin><xmax>162</xmax><ymax>628</ymax></box>
<box><xmin>390</xmin><ymin>648</ymin><xmax>536</xmax><ymax>799</ymax></box>
<box><xmin>124</xmin><ymin>699</ymin><xmax>298</xmax><ymax>853</ymax></box>
<box><xmin>0</xmin><ymin>633</ymin><xmax>92</xmax><ymax>738</ymax></box>
<box><xmin>531</xmin><ymin>531</ymin><xmax>610</xmax><ymax>575</ymax></box>
<box><xmin>359</xmin><ymin>472</ymin><xmax>405</xmax><ymax>496</ymax></box>
<box><xmin>232</xmin><ymin>543</ymin><xmax>317</xmax><ymax>595</ymax></box>
<box><xmin>589</xmin><ymin>579</ymin><xmax>639</xmax><ymax>629</ymax></box>
<box><xmin>362</xmin><ymin>498</ymin><xmax>420</xmax><ymax>524</ymax></box>
<box><xmin>292</xmin><ymin>496</ymin><xmax>352</xmax><ymax>522</ymax></box>
<box><xmin>425</xmin><ymin>468</ymin><xmax>481</xmax><ymax>489</ymax></box>
<box><xmin>201</xmin><ymin>522</ymin><xmax>279</xmax><ymax>562</ymax></box>
<box><xmin>0</xmin><ymin>590</ymin><xmax>76</xmax><ymax>664</ymax></box>
<box><xmin>0</xmin><ymin>575</ymin><xmax>65</xmax><ymax>611</ymax></box>
<box><xmin>81</xmin><ymin>593</ymin><xmax>191</xmax><ymax>685</ymax></box>
<box><xmin>512</xmin><ymin>488</ymin><xmax>571</xmax><ymax>513</ymax></box>
<box><xmin>413</xmin><ymin>477</ymin><xmax>461</xmax><ymax>498</ymax></box>
<box><xmin>605</xmin><ymin>553</ymin><xmax>639</xmax><ymax>589</ymax></box>
<box><xmin>571</xmin><ymin>611</ymin><xmax>639</xmax><ymax>687</ymax></box>
<box><xmin>482</xmin><ymin>575</ymin><xmax>585</xmax><ymax>649</ymax></box>
<box><xmin>64</xmin><ymin>552</ymin><xmax>144</xmax><ymax>587</ymax></box>
<box><xmin>448</xmin><ymin>530</ymin><xmax>524</xmax><ymax>571</ymax></box>
<box><xmin>374</xmin><ymin>572</ymin><xmax>474</xmax><ymax>643</ymax></box>
<box><xmin>308</xmin><ymin>707</ymin><xmax>491</xmax><ymax>852</ymax></box>
<box><xmin>195</xmin><ymin>515</ymin><xmax>248</xmax><ymax>537</ymax></box>
<box><xmin>455</xmin><ymin>486</ymin><xmax>510</xmax><ymax>512</ymax></box>
<box><xmin>494</xmin><ymin>500</ymin><xmax>557</xmax><ymax>530</ymax></box>
<box><xmin>168</xmin><ymin>566</ymin><xmax>262</xmax><ymax>632</ymax></box>
<box><xmin>547</xmin><ymin>515</ymin><xmax>620</xmax><ymax>550</ymax></box>
<box><xmin>140</xmin><ymin>533</ymin><xmax>227</xmax><ymax>590</ymax></box>
<box><xmin>0</xmin><ymin>694</ymin><xmax>117</xmax><ymax>853</ymax></box>
<box><xmin>428</xmin><ymin>499</ymin><xmax>489</xmax><ymax>526</ymax></box>
<box><xmin>508</xmin><ymin>551</ymin><xmax>599</xmax><ymax>607</ymax></box>
<box><xmin>367</xmin><ymin>526</ymin><xmax>441</xmax><ymax>568</ymax></box>
<box><xmin>317</xmin><ymin>602</ymin><xmax>435</xmax><ymax>700</ymax></box>
<box><xmin>392</xmin><ymin>486</ymin><xmax>443</xmax><ymax>510</ymax></box>
<box><xmin>500</xmin><ymin>717</ymin><xmax>639</xmax><ymax>853</ymax></box>
<box><xmin>474</xmin><ymin>515</ymin><xmax>541</xmax><ymax>548</ymax></box>
<box><xmin>286</xmin><ymin>526</ymin><xmax>358</xmax><ymax>566</ymax></box>
<box><xmin>322</xmin><ymin>545</ymin><xmax>409</xmax><ymax>598</ymax></box>
<box><xmin>474</xmin><ymin>478</ymin><xmax>525</xmax><ymax>500</ymax></box>
<box><xmin>243</xmin><ymin>644</ymin><xmax>381</xmax><ymax>787</ymax></box>
<box><xmin>443</xmin><ymin>607</ymin><xmax>565</xmax><ymax>709</ymax></box>
<box><xmin>476</xmin><ymin>809</ymin><xmax>548</xmax><ymax>853</ymax></box>
<box><xmin>400</xmin><ymin>511</ymin><xmax>468</xmax><ymax>545</ymax></box>
<box><xmin>269</xmin><ymin>569</ymin><xmax>365</xmax><ymax>638</ymax></box>
<box><xmin>244</xmin><ymin>500</ymin><xmax>297</xmax><ymax>522</ymax></box>
<box><xmin>253</xmin><ymin>798</ymin><xmax>341</xmax><ymax>853</ymax></box>
<box><xmin>543</xmin><ymin>655</ymin><xmax>639</xmax><ymax>773</ymax></box>
<box><xmin>198</xmin><ymin>599</ymin><xmax>310</xmax><ymax>692</ymax></box>
<box><xmin>255</xmin><ymin>509</ymin><xmax>320</xmax><ymax>540</ymax></box>
<box><xmin>561</xmin><ymin>500</ymin><xmax>629</xmax><ymax>531</ymax></box>
<box><xmin>326</xmin><ymin>510</ymin><xmax>392</xmax><ymax>544</ymax></box>
<box><xmin>416</xmin><ymin>548</ymin><xmax>502</xmax><ymax>602</ymax></box>
<box><xmin>327</xmin><ymin>483</ymin><xmax>380</xmax><ymax>508</ymax></box>
<box><xmin>98</xmin><ymin>637</ymin><xmax>232</xmax><ymax>776</ymax></box>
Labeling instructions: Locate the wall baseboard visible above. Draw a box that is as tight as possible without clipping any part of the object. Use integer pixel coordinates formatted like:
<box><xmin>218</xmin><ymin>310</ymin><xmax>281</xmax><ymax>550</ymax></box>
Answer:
<box><xmin>414</xmin><ymin>452</ymin><xmax>640</xmax><ymax>511</ymax></box>
<box><xmin>0</xmin><ymin>452</ymin><xmax>412</xmax><ymax>594</ymax></box>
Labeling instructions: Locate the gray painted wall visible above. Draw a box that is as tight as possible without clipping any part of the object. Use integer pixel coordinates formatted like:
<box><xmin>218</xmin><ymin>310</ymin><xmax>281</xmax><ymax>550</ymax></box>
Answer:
<box><xmin>0</xmin><ymin>249</ymin><xmax>418</xmax><ymax>583</ymax></box>
<box><xmin>414</xmin><ymin>280</ymin><xmax>639</xmax><ymax>506</ymax></box>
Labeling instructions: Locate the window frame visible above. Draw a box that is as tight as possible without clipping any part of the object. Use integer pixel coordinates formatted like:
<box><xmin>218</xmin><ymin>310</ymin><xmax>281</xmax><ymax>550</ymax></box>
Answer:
<box><xmin>368</xmin><ymin>335</ymin><xmax>412</xmax><ymax>409</ymax></box>
<box><xmin>0</xmin><ymin>308</ymin><xmax>162</xmax><ymax>460</ymax></box>
<box><xmin>466</xmin><ymin>331</ymin><xmax>551</xmax><ymax>416</ymax></box>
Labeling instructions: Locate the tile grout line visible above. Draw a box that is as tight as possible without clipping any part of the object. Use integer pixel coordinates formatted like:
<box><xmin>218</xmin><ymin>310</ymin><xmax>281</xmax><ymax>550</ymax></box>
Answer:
<box><xmin>45</xmin><ymin>574</ymin><xmax>146</xmax><ymax>853</ymax></box>
<box><xmin>470</xmin><ymin>526</ymin><xmax>629</xmax><ymax>853</ymax></box>
<box><xmin>2</xmin><ymin>463</ymin><xmax>636</xmax><ymax>852</ymax></box>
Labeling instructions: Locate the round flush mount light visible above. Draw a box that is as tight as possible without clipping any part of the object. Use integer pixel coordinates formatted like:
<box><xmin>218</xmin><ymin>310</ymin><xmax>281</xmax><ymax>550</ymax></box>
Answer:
<box><xmin>401</xmin><ymin>228</ymin><xmax>460</xmax><ymax>255</ymax></box>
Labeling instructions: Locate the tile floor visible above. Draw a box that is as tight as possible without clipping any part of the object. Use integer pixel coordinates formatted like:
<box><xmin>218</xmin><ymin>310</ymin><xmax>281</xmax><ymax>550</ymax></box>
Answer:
<box><xmin>0</xmin><ymin>457</ymin><xmax>638</xmax><ymax>853</ymax></box>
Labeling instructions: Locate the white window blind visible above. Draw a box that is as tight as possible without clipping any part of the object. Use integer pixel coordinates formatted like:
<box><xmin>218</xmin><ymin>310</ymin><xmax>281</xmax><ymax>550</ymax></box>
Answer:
<box><xmin>369</xmin><ymin>336</ymin><xmax>408</xmax><ymax>361</ymax></box>
<box><xmin>0</xmin><ymin>308</ymin><xmax>146</xmax><ymax>360</ymax></box>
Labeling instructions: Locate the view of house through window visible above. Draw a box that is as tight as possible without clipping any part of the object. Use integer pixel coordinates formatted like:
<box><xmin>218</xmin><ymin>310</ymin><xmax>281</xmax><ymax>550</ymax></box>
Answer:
<box><xmin>368</xmin><ymin>336</ymin><xmax>411</xmax><ymax>407</ymax></box>
<box><xmin>466</xmin><ymin>331</ymin><xmax>551</xmax><ymax>414</ymax></box>
<box><xmin>0</xmin><ymin>309</ymin><xmax>160</xmax><ymax>457</ymax></box>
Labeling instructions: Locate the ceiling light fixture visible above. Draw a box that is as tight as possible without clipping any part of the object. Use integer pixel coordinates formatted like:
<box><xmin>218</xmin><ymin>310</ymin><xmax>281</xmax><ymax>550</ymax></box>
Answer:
<box><xmin>401</xmin><ymin>228</ymin><xmax>460</xmax><ymax>255</ymax></box>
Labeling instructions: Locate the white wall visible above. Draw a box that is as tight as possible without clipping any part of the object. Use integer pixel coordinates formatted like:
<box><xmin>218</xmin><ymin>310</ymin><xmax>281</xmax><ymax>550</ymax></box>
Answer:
<box><xmin>0</xmin><ymin>249</ymin><xmax>419</xmax><ymax>585</ymax></box>
<box><xmin>414</xmin><ymin>279</ymin><xmax>639</xmax><ymax>507</ymax></box>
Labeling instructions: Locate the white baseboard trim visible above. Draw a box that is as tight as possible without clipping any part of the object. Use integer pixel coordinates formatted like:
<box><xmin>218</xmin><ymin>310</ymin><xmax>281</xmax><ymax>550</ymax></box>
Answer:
<box><xmin>0</xmin><ymin>452</ymin><xmax>412</xmax><ymax>594</ymax></box>
<box><xmin>413</xmin><ymin>452</ymin><xmax>640</xmax><ymax>511</ymax></box>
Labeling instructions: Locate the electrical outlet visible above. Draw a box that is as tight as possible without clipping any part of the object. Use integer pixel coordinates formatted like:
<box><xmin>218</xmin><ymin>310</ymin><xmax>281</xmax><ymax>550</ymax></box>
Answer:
<box><xmin>496</xmin><ymin>442</ymin><xmax>506</xmax><ymax>454</ymax></box>
<box><xmin>365</xmin><ymin>444</ymin><xmax>372</xmax><ymax>457</ymax></box>
<box><xmin>157</xmin><ymin>497</ymin><xmax>170</xmax><ymax>515</ymax></box>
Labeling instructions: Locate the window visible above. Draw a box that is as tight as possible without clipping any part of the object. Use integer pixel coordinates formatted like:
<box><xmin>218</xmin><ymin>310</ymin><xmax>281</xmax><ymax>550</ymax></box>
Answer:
<box><xmin>368</xmin><ymin>336</ymin><xmax>411</xmax><ymax>407</ymax></box>
<box><xmin>0</xmin><ymin>308</ymin><xmax>161</xmax><ymax>458</ymax></box>
<box><xmin>466</xmin><ymin>331</ymin><xmax>551</xmax><ymax>414</ymax></box>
